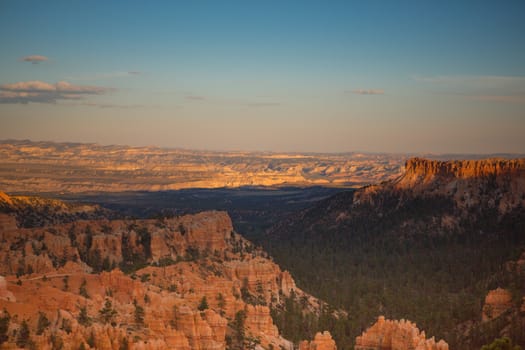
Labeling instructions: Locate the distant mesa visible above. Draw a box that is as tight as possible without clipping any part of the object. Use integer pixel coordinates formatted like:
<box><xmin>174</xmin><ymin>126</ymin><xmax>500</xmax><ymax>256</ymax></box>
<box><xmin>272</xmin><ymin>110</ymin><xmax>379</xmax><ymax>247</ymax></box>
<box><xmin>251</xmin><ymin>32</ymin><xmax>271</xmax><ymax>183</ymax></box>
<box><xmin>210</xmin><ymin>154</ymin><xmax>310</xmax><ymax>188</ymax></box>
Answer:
<box><xmin>401</xmin><ymin>157</ymin><xmax>525</xmax><ymax>184</ymax></box>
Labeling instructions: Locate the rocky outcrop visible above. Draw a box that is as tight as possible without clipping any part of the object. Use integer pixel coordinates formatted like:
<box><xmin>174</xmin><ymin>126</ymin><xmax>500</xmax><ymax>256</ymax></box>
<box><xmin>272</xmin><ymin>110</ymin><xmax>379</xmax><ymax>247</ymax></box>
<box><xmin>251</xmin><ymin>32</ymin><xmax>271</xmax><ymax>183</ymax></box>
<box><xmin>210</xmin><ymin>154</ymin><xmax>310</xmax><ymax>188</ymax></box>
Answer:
<box><xmin>0</xmin><ymin>210</ymin><xmax>321</xmax><ymax>350</ymax></box>
<box><xmin>172</xmin><ymin>305</ymin><xmax>226</xmax><ymax>350</ymax></box>
<box><xmin>482</xmin><ymin>288</ymin><xmax>513</xmax><ymax>321</ymax></box>
<box><xmin>299</xmin><ymin>331</ymin><xmax>337</xmax><ymax>350</ymax></box>
<box><xmin>0</xmin><ymin>275</ymin><xmax>15</xmax><ymax>302</ymax></box>
<box><xmin>245</xmin><ymin>305</ymin><xmax>279</xmax><ymax>338</ymax></box>
<box><xmin>355</xmin><ymin>316</ymin><xmax>449</xmax><ymax>350</ymax></box>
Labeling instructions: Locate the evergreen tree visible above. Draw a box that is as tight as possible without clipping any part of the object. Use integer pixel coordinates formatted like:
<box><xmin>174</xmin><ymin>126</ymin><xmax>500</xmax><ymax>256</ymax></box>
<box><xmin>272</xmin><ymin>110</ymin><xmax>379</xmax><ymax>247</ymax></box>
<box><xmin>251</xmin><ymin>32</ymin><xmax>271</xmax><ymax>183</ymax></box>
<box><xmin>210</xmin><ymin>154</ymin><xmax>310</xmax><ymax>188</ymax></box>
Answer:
<box><xmin>16</xmin><ymin>320</ymin><xmax>31</xmax><ymax>348</ymax></box>
<box><xmin>99</xmin><ymin>299</ymin><xmax>117</xmax><ymax>324</ymax></box>
<box><xmin>87</xmin><ymin>332</ymin><xmax>95</xmax><ymax>348</ymax></box>
<box><xmin>36</xmin><ymin>312</ymin><xmax>50</xmax><ymax>335</ymax></box>
<box><xmin>133</xmin><ymin>299</ymin><xmax>145</xmax><ymax>326</ymax></box>
<box><xmin>198</xmin><ymin>296</ymin><xmax>209</xmax><ymax>311</ymax></box>
<box><xmin>78</xmin><ymin>305</ymin><xmax>91</xmax><ymax>326</ymax></box>
<box><xmin>119</xmin><ymin>337</ymin><xmax>129</xmax><ymax>350</ymax></box>
<box><xmin>0</xmin><ymin>309</ymin><xmax>10</xmax><ymax>345</ymax></box>
<box><xmin>79</xmin><ymin>278</ymin><xmax>90</xmax><ymax>298</ymax></box>
<box><xmin>232</xmin><ymin>310</ymin><xmax>246</xmax><ymax>349</ymax></box>
<box><xmin>62</xmin><ymin>275</ymin><xmax>69</xmax><ymax>291</ymax></box>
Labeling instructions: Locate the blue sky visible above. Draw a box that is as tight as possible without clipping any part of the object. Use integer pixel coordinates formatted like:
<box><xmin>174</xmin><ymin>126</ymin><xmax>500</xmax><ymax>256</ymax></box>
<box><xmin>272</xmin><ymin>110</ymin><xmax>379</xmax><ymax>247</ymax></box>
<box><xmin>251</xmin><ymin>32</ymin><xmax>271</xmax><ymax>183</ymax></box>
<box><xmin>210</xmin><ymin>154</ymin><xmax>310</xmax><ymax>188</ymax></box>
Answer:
<box><xmin>1</xmin><ymin>0</ymin><xmax>524</xmax><ymax>153</ymax></box>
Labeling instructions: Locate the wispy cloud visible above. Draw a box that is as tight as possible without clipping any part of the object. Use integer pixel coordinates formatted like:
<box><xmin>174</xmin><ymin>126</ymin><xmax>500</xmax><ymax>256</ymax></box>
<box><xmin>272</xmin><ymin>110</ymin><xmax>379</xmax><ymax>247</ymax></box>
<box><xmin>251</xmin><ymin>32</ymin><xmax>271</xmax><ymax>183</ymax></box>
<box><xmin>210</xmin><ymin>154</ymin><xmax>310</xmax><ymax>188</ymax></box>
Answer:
<box><xmin>0</xmin><ymin>80</ymin><xmax>113</xmax><ymax>104</ymax></box>
<box><xmin>414</xmin><ymin>75</ymin><xmax>525</xmax><ymax>103</ymax></box>
<box><xmin>350</xmin><ymin>89</ymin><xmax>384</xmax><ymax>95</ymax></box>
<box><xmin>20</xmin><ymin>55</ymin><xmax>48</xmax><ymax>64</ymax></box>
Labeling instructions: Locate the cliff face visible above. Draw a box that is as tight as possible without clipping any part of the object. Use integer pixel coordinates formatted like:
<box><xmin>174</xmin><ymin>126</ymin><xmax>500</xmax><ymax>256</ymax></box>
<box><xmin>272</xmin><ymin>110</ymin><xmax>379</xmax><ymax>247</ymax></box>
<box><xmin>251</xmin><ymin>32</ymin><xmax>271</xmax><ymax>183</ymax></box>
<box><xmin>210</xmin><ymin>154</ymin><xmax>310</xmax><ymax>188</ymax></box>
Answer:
<box><xmin>354</xmin><ymin>316</ymin><xmax>449</xmax><ymax>350</ymax></box>
<box><xmin>0</xmin><ymin>210</ymin><xmax>321</xmax><ymax>350</ymax></box>
<box><xmin>402</xmin><ymin>158</ymin><xmax>525</xmax><ymax>182</ymax></box>
<box><xmin>354</xmin><ymin>157</ymin><xmax>525</xmax><ymax>216</ymax></box>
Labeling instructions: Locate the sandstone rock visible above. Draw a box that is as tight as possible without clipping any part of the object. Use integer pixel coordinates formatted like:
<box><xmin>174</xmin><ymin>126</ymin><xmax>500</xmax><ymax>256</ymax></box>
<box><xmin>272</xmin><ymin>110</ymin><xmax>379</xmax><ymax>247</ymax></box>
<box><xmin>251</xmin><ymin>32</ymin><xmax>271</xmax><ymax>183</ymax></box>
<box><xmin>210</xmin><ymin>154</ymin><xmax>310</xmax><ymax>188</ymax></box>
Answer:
<box><xmin>173</xmin><ymin>305</ymin><xmax>225</xmax><ymax>350</ymax></box>
<box><xmin>0</xmin><ymin>211</ymin><xmax>319</xmax><ymax>350</ymax></box>
<box><xmin>175</xmin><ymin>211</ymin><xmax>233</xmax><ymax>252</ymax></box>
<box><xmin>299</xmin><ymin>331</ymin><xmax>337</xmax><ymax>350</ymax></box>
<box><xmin>482</xmin><ymin>288</ymin><xmax>513</xmax><ymax>321</ymax></box>
<box><xmin>0</xmin><ymin>275</ymin><xmax>15</xmax><ymax>302</ymax></box>
<box><xmin>245</xmin><ymin>304</ymin><xmax>279</xmax><ymax>338</ymax></box>
<box><xmin>355</xmin><ymin>316</ymin><xmax>449</xmax><ymax>350</ymax></box>
<box><xmin>278</xmin><ymin>270</ymin><xmax>297</xmax><ymax>297</ymax></box>
<box><xmin>91</xmin><ymin>232</ymin><xmax>123</xmax><ymax>264</ymax></box>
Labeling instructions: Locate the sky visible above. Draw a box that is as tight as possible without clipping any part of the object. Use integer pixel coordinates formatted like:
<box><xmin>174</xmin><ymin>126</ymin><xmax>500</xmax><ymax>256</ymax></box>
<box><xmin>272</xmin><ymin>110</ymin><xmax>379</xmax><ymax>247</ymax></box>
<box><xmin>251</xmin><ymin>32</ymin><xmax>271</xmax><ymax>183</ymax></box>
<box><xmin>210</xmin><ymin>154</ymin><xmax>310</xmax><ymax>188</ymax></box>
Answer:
<box><xmin>0</xmin><ymin>0</ymin><xmax>524</xmax><ymax>154</ymax></box>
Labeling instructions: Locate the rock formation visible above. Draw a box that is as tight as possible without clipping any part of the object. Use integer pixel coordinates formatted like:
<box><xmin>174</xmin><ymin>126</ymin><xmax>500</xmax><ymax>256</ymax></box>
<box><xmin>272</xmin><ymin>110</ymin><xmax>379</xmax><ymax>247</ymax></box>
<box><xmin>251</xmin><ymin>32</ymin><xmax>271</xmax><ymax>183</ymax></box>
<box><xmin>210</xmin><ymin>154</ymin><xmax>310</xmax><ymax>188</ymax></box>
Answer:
<box><xmin>0</xmin><ymin>210</ymin><xmax>321</xmax><ymax>349</ymax></box>
<box><xmin>482</xmin><ymin>288</ymin><xmax>513</xmax><ymax>321</ymax></box>
<box><xmin>402</xmin><ymin>158</ymin><xmax>525</xmax><ymax>182</ymax></box>
<box><xmin>0</xmin><ymin>275</ymin><xmax>15</xmax><ymax>302</ymax></box>
<box><xmin>354</xmin><ymin>316</ymin><xmax>449</xmax><ymax>350</ymax></box>
<box><xmin>352</xmin><ymin>157</ymin><xmax>525</xmax><ymax>217</ymax></box>
<box><xmin>299</xmin><ymin>331</ymin><xmax>337</xmax><ymax>350</ymax></box>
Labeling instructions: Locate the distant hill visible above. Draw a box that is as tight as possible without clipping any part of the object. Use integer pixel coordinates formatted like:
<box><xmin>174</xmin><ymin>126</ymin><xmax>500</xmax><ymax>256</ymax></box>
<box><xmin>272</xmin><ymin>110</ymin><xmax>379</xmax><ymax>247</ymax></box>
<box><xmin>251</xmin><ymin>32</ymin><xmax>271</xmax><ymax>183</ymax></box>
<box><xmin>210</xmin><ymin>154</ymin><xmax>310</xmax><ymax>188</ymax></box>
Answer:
<box><xmin>264</xmin><ymin>157</ymin><xmax>525</xmax><ymax>349</ymax></box>
<box><xmin>0</xmin><ymin>139</ymin><xmax>406</xmax><ymax>193</ymax></box>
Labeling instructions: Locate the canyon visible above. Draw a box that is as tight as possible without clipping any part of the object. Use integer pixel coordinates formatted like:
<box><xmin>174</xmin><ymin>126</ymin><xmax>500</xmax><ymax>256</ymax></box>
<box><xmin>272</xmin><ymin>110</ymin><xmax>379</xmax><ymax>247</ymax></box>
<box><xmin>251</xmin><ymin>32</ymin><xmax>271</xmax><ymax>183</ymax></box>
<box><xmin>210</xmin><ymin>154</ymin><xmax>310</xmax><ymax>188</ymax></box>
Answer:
<box><xmin>0</xmin><ymin>188</ymin><xmax>454</xmax><ymax>350</ymax></box>
<box><xmin>0</xmin><ymin>156</ymin><xmax>524</xmax><ymax>349</ymax></box>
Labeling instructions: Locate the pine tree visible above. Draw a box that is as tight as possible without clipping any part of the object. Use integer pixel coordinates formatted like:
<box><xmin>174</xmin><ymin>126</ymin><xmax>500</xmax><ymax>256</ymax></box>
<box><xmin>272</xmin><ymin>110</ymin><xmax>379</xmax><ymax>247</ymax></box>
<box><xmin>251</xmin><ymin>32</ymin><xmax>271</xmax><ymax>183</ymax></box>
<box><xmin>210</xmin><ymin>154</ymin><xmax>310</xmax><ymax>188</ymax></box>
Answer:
<box><xmin>79</xmin><ymin>278</ymin><xmax>90</xmax><ymax>298</ymax></box>
<box><xmin>36</xmin><ymin>312</ymin><xmax>50</xmax><ymax>335</ymax></box>
<box><xmin>133</xmin><ymin>299</ymin><xmax>145</xmax><ymax>326</ymax></box>
<box><xmin>99</xmin><ymin>299</ymin><xmax>117</xmax><ymax>324</ymax></box>
<box><xmin>16</xmin><ymin>320</ymin><xmax>31</xmax><ymax>348</ymax></box>
<box><xmin>78</xmin><ymin>304</ymin><xmax>91</xmax><ymax>326</ymax></box>
<box><xmin>0</xmin><ymin>309</ymin><xmax>10</xmax><ymax>345</ymax></box>
<box><xmin>198</xmin><ymin>296</ymin><xmax>209</xmax><ymax>311</ymax></box>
